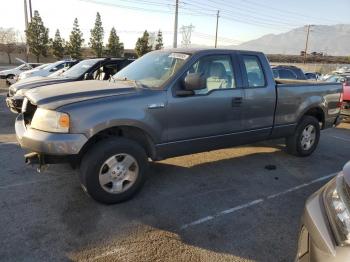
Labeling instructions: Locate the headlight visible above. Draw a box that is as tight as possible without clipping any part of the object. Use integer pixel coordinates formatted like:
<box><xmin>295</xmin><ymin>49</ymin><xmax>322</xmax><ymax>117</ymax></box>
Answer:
<box><xmin>15</xmin><ymin>89</ymin><xmax>26</xmax><ymax>97</ymax></box>
<box><xmin>324</xmin><ymin>174</ymin><xmax>350</xmax><ymax>245</ymax></box>
<box><xmin>31</xmin><ymin>108</ymin><xmax>70</xmax><ymax>133</ymax></box>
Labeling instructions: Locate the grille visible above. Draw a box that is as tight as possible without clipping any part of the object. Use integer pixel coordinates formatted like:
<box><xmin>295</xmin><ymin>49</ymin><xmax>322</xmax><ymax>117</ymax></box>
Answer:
<box><xmin>23</xmin><ymin>100</ymin><xmax>37</xmax><ymax>125</ymax></box>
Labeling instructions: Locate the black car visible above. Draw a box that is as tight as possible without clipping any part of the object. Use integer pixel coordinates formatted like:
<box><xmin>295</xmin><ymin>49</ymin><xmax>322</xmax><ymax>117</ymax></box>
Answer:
<box><xmin>305</xmin><ymin>72</ymin><xmax>320</xmax><ymax>80</ymax></box>
<box><xmin>6</xmin><ymin>58</ymin><xmax>134</xmax><ymax>113</ymax></box>
<box><xmin>272</xmin><ymin>65</ymin><xmax>307</xmax><ymax>80</ymax></box>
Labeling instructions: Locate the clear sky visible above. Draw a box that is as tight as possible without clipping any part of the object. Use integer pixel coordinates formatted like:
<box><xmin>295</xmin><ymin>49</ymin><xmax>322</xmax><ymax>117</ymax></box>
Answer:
<box><xmin>2</xmin><ymin>0</ymin><xmax>350</xmax><ymax>48</ymax></box>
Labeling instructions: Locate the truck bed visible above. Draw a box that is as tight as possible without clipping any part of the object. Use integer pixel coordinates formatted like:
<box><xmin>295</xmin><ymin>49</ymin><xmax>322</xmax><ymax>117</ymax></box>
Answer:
<box><xmin>274</xmin><ymin>80</ymin><xmax>342</xmax><ymax>130</ymax></box>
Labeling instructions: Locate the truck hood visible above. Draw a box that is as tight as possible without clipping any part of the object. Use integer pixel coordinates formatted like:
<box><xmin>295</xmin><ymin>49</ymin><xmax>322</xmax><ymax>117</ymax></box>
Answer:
<box><xmin>10</xmin><ymin>76</ymin><xmax>72</xmax><ymax>93</ymax></box>
<box><xmin>25</xmin><ymin>80</ymin><xmax>139</xmax><ymax>110</ymax></box>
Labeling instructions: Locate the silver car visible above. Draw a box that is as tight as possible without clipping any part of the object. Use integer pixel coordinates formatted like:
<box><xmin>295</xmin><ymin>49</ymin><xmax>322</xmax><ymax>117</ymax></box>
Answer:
<box><xmin>296</xmin><ymin>162</ymin><xmax>350</xmax><ymax>261</ymax></box>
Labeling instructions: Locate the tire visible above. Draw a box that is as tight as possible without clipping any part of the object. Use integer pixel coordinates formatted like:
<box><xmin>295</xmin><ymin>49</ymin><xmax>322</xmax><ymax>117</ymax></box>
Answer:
<box><xmin>79</xmin><ymin>138</ymin><xmax>148</xmax><ymax>204</ymax></box>
<box><xmin>286</xmin><ymin>116</ymin><xmax>320</xmax><ymax>157</ymax></box>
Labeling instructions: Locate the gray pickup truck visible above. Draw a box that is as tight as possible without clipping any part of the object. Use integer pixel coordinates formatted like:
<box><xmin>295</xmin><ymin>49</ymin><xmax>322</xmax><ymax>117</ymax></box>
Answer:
<box><xmin>15</xmin><ymin>49</ymin><xmax>342</xmax><ymax>204</ymax></box>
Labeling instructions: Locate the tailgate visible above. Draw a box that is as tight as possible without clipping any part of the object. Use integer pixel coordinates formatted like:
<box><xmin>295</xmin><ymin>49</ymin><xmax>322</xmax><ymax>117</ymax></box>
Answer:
<box><xmin>343</xmin><ymin>84</ymin><xmax>350</xmax><ymax>101</ymax></box>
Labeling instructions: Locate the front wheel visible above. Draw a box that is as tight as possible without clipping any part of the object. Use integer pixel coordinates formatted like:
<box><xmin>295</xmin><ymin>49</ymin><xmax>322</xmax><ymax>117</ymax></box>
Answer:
<box><xmin>79</xmin><ymin>138</ymin><xmax>148</xmax><ymax>204</ymax></box>
<box><xmin>286</xmin><ymin>116</ymin><xmax>320</xmax><ymax>157</ymax></box>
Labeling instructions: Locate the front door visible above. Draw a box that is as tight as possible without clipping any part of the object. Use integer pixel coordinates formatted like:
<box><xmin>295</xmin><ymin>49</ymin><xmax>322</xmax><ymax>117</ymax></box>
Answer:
<box><xmin>160</xmin><ymin>54</ymin><xmax>245</xmax><ymax>157</ymax></box>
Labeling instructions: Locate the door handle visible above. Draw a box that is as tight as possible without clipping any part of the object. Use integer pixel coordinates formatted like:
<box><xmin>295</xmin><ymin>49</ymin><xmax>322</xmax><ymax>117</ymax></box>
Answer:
<box><xmin>232</xmin><ymin>97</ymin><xmax>243</xmax><ymax>107</ymax></box>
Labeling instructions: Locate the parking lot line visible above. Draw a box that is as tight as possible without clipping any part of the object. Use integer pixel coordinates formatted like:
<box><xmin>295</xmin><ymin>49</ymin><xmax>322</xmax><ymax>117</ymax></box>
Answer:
<box><xmin>0</xmin><ymin>142</ymin><xmax>18</xmax><ymax>146</ymax></box>
<box><xmin>327</xmin><ymin>135</ymin><xmax>350</xmax><ymax>143</ymax></box>
<box><xmin>180</xmin><ymin>172</ymin><xmax>338</xmax><ymax>230</ymax></box>
<box><xmin>0</xmin><ymin>176</ymin><xmax>65</xmax><ymax>190</ymax></box>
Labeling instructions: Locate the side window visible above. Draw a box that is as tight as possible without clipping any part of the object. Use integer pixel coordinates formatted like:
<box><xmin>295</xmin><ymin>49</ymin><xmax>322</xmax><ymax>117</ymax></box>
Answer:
<box><xmin>278</xmin><ymin>69</ymin><xmax>297</xmax><ymax>79</ymax></box>
<box><xmin>184</xmin><ymin>55</ymin><xmax>236</xmax><ymax>95</ymax></box>
<box><xmin>272</xmin><ymin>69</ymin><xmax>279</xmax><ymax>78</ymax></box>
<box><xmin>20</xmin><ymin>66</ymin><xmax>30</xmax><ymax>70</ymax></box>
<box><xmin>243</xmin><ymin>55</ymin><xmax>266</xmax><ymax>87</ymax></box>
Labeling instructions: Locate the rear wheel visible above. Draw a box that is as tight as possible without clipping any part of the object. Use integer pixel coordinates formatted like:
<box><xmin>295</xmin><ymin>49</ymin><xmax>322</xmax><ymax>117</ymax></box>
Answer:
<box><xmin>79</xmin><ymin>138</ymin><xmax>148</xmax><ymax>204</ymax></box>
<box><xmin>286</xmin><ymin>116</ymin><xmax>320</xmax><ymax>157</ymax></box>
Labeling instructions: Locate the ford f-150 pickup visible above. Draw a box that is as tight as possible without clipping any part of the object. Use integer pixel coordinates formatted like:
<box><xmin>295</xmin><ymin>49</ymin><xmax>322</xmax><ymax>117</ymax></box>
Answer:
<box><xmin>15</xmin><ymin>49</ymin><xmax>343</xmax><ymax>204</ymax></box>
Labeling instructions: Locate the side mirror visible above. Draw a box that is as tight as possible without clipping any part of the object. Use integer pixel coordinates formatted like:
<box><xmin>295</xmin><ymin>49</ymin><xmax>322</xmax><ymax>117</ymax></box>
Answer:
<box><xmin>84</xmin><ymin>73</ymin><xmax>90</xmax><ymax>80</ymax></box>
<box><xmin>184</xmin><ymin>73</ymin><xmax>206</xmax><ymax>91</ymax></box>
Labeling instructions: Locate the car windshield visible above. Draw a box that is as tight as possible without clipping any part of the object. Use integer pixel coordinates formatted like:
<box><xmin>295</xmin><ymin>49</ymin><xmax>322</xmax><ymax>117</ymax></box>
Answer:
<box><xmin>36</xmin><ymin>63</ymin><xmax>52</xmax><ymax>70</ymax></box>
<box><xmin>326</xmin><ymin>75</ymin><xmax>343</xmax><ymax>83</ymax></box>
<box><xmin>62</xmin><ymin>59</ymin><xmax>101</xmax><ymax>78</ymax></box>
<box><xmin>113</xmin><ymin>51</ymin><xmax>190</xmax><ymax>89</ymax></box>
<box><xmin>41</xmin><ymin>61</ymin><xmax>63</xmax><ymax>71</ymax></box>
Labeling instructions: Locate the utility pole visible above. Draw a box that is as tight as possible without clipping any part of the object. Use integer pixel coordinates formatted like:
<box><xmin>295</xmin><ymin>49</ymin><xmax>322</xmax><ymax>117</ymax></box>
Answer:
<box><xmin>173</xmin><ymin>0</ymin><xmax>179</xmax><ymax>48</ymax></box>
<box><xmin>303</xmin><ymin>24</ymin><xmax>313</xmax><ymax>64</ymax></box>
<box><xmin>215</xmin><ymin>10</ymin><xmax>220</xmax><ymax>48</ymax></box>
<box><xmin>24</xmin><ymin>0</ymin><xmax>29</xmax><ymax>30</ymax></box>
<box><xmin>24</xmin><ymin>0</ymin><xmax>29</xmax><ymax>62</ymax></box>
<box><xmin>28</xmin><ymin>0</ymin><xmax>33</xmax><ymax>21</ymax></box>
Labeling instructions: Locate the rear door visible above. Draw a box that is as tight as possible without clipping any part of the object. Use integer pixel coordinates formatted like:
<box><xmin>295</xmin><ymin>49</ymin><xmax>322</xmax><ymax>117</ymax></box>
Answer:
<box><xmin>238</xmin><ymin>53</ymin><xmax>276</xmax><ymax>140</ymax></box>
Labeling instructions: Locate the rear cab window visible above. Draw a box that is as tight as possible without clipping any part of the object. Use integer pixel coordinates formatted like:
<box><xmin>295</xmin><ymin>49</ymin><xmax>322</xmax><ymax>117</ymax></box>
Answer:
<box><xmin>242</xmin><ymin>55</ymin><xmax>266</xmax><ymax>87</ymax></box>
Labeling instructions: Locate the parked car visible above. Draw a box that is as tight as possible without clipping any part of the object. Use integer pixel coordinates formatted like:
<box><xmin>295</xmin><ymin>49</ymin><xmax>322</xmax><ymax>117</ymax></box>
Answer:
<box><xmin>16</xmin><ymin>49</ymin><xmax>342</xmax><ymax>204</ymax></box>
<box><xmin>17</xmin><ymin>60</ymin><xmax>77</xmax><ymax>81</ymax></box>
<box><xmin>336</xmin><ymin>76</ymin><xmax>350</xmax><ymax>116</ymax></box>
<box><xmin>272</xmin><ymin>65</ymin><xmax>308</xmax><ymax>80</ymax></box>
<box><xmin>0</xmin><ymin>63</ymin><xmax>42</xmax><ymax>84</ymax></box>
<box><xmin>296</xmin><ymin>162</ymin><xmax>350</xmax><ymax>262</ymax></box>
<box><xmin>305</xmin><ymin>72</ymin><xmax>320</xmax><ymax>81</ymax></box>
<box><xmin>326</xmin><ymin>74</ymin><xmax>349</xmax><ymax>84</ymax></box>
<box><xmin>6</xmin><ymin>58</ymin><xmax>134</xmax><ymax>113</ymax></box>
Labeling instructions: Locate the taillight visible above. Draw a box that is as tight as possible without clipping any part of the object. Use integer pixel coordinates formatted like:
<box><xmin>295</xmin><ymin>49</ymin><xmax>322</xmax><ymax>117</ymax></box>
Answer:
<box><xmin>337</xmin><ymin>88</ymin><xmax>344</xmax><ymax>108</ymax></box>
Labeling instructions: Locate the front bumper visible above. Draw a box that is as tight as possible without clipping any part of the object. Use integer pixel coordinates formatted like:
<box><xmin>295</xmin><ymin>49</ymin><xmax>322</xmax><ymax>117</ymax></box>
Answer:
<box><xmin>6</xmin><ymin>96</ymin><xmax>22</xmax><ymax>114</ymax></box>
<box><xmin>15</xmin><ymin>114</ymin><xmax>88</xmax><ymax>156</ymax></box>
<box><xmin>296</xmin><ymin>180</ymin><xmax>350</xmax><ymax>262</ymax></box>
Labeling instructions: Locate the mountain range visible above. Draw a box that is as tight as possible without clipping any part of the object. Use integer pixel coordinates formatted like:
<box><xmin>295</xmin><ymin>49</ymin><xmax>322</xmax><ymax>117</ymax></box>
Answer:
<box><xmin>230</xmin><ymin>24</ymin><xmax>350</xmax><ymax>56</ymax></box>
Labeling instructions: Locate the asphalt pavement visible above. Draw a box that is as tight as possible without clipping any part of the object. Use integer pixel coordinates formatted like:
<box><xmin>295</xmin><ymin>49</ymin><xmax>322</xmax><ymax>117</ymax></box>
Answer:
<box><xmin>0</xmin><ymin>92</ymin><xmax>349</xmax><ymax>262</ymax></box>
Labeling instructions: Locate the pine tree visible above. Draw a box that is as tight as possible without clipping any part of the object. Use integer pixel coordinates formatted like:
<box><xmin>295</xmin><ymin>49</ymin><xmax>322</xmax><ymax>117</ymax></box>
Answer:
<box><xmin>51</xmin><ymin>29</ymin><xmax>65</xmax><ymax>59</ymax></box>
<box><xmin>106</xmin><ymin>27</ymin><xmax>124</xmax><ymax>57</ymax></box>
<box><xmin>155</xmin><ymin>30</ymin><xmax>163</xmax><ymax>50</ymax></box>
<box><xmin>135</xmin><ymin>30</ymin><xmax>152</xmax><ymax>57</ymax></box>
<box><xmin>67</xmin><ymin>18</ymin><xmax>84</xmax><ymax>59</ymax></box>
<box><xmin>25</xmin><ymin>10</ymin><xmax>49</xmax><ymax>62</ymax></box>
<box><xmin>89</xmin><ymin>12</ymin><xmax>104</xmax><ymax>57</ymax></box>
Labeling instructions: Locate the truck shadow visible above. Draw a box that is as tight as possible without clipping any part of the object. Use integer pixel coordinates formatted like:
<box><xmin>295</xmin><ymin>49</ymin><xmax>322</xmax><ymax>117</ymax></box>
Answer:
<box><xmin>61</xmin><ymin>139</ymin><xmax>346</xmax><ymax>262</ymax></box>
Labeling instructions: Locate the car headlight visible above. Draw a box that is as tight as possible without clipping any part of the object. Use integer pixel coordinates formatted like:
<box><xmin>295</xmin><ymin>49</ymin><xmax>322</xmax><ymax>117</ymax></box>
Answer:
<box><xmin>324</xmin><ymin>174</ymin><xmax>350</xmax><ymax>246</ymax></box>
<box><xmin>15</xmin><ymin>89</ymin><xmax>26</xmax><ymax>97</ymax></box>
<box><xmin>31</xmin><ymin>108</ymin><xmax>70</xmax><ymax>133</ymax></box>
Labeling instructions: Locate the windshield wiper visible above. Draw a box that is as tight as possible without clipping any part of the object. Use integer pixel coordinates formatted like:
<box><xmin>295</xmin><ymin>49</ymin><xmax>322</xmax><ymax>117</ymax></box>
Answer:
<box><xmin>112</xmin><ymin>77</ymin><xmax>148</xmax><ymax>89</ymax></box>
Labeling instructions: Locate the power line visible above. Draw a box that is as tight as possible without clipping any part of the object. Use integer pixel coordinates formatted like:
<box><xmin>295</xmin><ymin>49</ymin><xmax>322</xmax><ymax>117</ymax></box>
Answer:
<box><xmin>184</xmin><ymin>0</ymin><xmax>301</xmax><ymax>27</ymax></box>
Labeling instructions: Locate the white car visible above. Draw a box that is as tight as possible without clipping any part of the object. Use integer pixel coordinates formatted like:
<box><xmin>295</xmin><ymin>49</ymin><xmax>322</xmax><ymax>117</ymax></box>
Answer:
<box><xmin>0</xmin><ymin>63</ymin><xmax>42</xmax><ymax>84</ymax></box>
<box><xmin>17</xmin><ymin>60</ymin><xmax>76</xmax><ymax>82</ymax></box>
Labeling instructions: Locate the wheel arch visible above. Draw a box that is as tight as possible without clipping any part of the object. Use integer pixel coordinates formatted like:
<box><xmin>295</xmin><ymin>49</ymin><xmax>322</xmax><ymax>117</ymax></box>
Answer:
<box><xmin>77</xmin><ymin>125</ymin><xmax>157</xmax><ymax>164</ymax></box>
<box><xmin>300</xmin><ymin>106</ymin><xmax>325</xmax><ymax>129</ymax></box>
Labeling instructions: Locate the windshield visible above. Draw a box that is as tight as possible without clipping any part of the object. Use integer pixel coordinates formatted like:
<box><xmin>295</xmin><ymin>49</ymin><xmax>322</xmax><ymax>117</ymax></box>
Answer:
<box><xmin>37</xmin><ymin>63</ymin><xmax>52</xmax><ymax>70</ymax></box>
<box><xmin>38</xmin><ymin>61</ymin><xmax>63</xmax><ymax>71</ymax></box>
<box><xmin>62</xmin><ymin>59</ymin><xmax>101</xmax><ymax>78</ymax></box>
<box><xmin>113</xmin><ymin>51</ymin><xmax>190</xmax><ymax>89</ymax></box>
<box><xmin>326</xmin><ymin>75</ymin><xmax>344</xmax><ymax>83</ymax></box>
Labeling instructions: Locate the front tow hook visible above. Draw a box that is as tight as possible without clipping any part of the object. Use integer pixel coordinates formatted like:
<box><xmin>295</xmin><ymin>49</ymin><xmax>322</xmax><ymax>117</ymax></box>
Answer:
<box><xmin>24</xmin><ymin>152</ymin><xmax>48</xmax><ymax>173</ymax></box>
